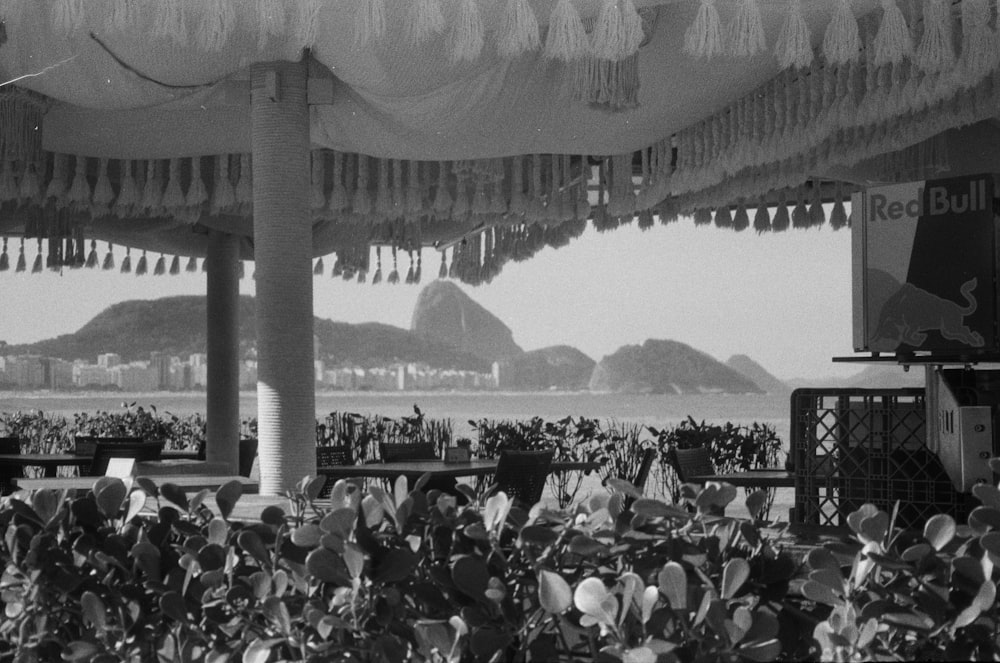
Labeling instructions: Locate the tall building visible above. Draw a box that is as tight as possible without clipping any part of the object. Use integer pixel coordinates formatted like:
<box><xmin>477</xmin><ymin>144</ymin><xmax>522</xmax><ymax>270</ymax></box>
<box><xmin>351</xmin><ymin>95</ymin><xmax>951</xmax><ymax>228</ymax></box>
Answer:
<box><xmin>97</xmin><ymin>353</ymin><xmax>121</xmax><ymax>369</ymax></box>
<box><xmin>149</xmin><ymin>352</ymin><xmax>171</xmax><ymax>390</ymax></box>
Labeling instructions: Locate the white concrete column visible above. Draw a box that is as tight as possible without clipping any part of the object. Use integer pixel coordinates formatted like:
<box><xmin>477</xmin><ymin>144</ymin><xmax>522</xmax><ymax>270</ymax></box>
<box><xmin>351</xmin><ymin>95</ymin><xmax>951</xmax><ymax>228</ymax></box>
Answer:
<box><xmin>205</xmin><ymin>231</ymin><xmax>240</xmax><ymax>473</ymax></box>
<box><xmin>251</xmin><ymin>59</ymin><xmax>316</xmax><ymax>494</ymax></box>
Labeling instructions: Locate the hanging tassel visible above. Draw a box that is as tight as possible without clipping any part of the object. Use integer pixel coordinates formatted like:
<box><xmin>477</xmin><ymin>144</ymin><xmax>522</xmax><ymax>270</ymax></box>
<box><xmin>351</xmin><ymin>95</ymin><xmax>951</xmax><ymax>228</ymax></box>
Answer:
<box><xmin>808</xmin><ymin>186</ymin><xmax>825</xmax><ymax>227</ymax></box>
<box><xmin>404</xmin><ymin>0</ymin><xmax>444</xmax><ymax>46</ymax></box>
<box><xmin>684</xmin><ymin>0</ymin><xmax>724</xmax><ymax>59</ymax></box>
<box><xmin>391</xmin><ymin>159</ymin><xmax>405</xmax><ymax>216</ymax></box>
<box><xmin>914</xmin><ymin>0</ymin><xmax>955</xmax><ymax>74</ymax></box>
<box><xmin>450</xmin><ymin>0</ymin><xmax>484</xmax><ymax>63</ymax></box>
<box><xmin>328</xmin><ymin>152</ymin><xmax>347</xmax><ymax>213</ymax></box>
<box><xmin>822</xmin><ymin>0</ymin><xmax>862</xmax><ymax>66</ymax></box>
<box><xmin>772</xmin><ymin>192</ymin><xmax>790</xmax><ymax>231</ymax></box>
<box><xmin>168</xmin><ymin>255</ymin><xmax>180</xmax><ymax>275</ymax></box>
<box><xmin>960</xmin><ymin>0</ymin><xmax>995</xmax><ymax>86</ymax></box>
<box><xmin>714</xmin><ymin>205</ymin><xmax>733</xmax><ymax>228</ymax></box>
<box><xmin>354</xmin><ymin>0</ymin><xmax>386</xmax><ymax>46</ymax></box>
<box><xmin>693</xmin><ymin>208</ymin><xmax>712</xmax><ymax>225</ymax></box>
<box><xmin>85</xmin><ymin>240</ymin><xmax>97</xmax><ymax>268</ymax></box>
<box><xmin>107</xmin><ymin>0</ymin><xmax>137</xmax><ymax>32</ymax></box>
<box><xmin>438</xmin><ymin>251</ymin><xmax>448</xmax><ymax>279</ymax></box>
<box><xmin>238</xmin><ymin>261</ymin><xmax>245</xmax><ymax>280</ymax></box>
<box><xmin>153</xmin><ymin>0</ymin><xmax>186</xmax><ymax>44</ymax></box>
<box><xmin>256</xmin><ymin>0</ymin><xmax>286</xmax><ymax>49</ymax></box>
<box><xmin>732</xmin><ymin>202</ymin><xmax>750</xmax><ymax>231</ymax></box>
<box><xmin>113</xmin><ymin>160</ymin><xmax>138</xmax><ymax>217</ymax></box>
<box><xmin>592</xmin><ymin>0</ymin><xmax>628</xmax><ymax>61</ymax></box>
<box><xmin>235</xmin><ymin>154</ymin><xmax>253</xmax><ymax>216</ymax></box>
<box><xmin>729</xmin><ymin>0</ymin><xmax>765</xmax><ymax>58</ymax></box>
<box><xmin>387</xmin><ymin>247</ymin><xmax>400</xmax><ymax>284</ymax></box>
<box><xmin>18</xmin><ymin>162</ymin><xmax>40</xmax><ymax>203</ymax></box>
<box><xmin>497</xmin><ymin>0</ymin><xmax>540</xmax><ymax>58</ymax></box>
<box><xmin>774</xmin><ymin>0</ymin><xmax>813</xmax><ymax>69</ymax></box>
<box><xmin>313</xmin><ymin>257</ymin><xmax>325</xmax><ymax>275</ymax></box>
<box><xmin>185</xmin><ymin>156</ymin><xmax>208</xmax><ymax>221</ymax></box>
<box><xmin>294</xmin><ymin>0</ymin><xmax>322</xmax><ymax>49</ymax></box>
<box><xmin>91</xmin><ymin>158</ymin><xmax>114</xmax><ymax>217</ymax></box>
<box><xmin>15</xmin><ymin>240</ymin><xmax>25</xmax><ymax>273</ymax></box>
<box><xmin>414</xmin><ymin>250</ymin><xmax>422</xmax><ymax>284</ymax></box>
<box><xmin>120</xmin><ymin>247</ymin><xmax>131</xmax><ymax>274</ymax></box>
<box><xmin>829</xmin><ymin>182</ymin><xmax>849</xmax><ymax>229</ymax></box>
<box><xmin>375</xmin><ymin>159</ymin><xmax>393</xmax><ymax>218</ymax></box>
<box><xmin>161</xmin><ymin>158</ymin><xmax>185</xmax><ymax>217</ymax></box>
<box><xmin>544</xmin><ymin>0</ymin><xmax>589</xmax><ymax>61</ymax></box>
<box><xmin>45</xmin><ymin>154</ymin><xmax>68</xmax><ymax>208</ymax></box>
<box><xmin>141</xmin><ymin>160</ymin><xmax>164</xmax><ymax>215</ymax></box>
<box><xmin>102</xmin><ymin>243</ymin><xmax>115</xmax><ymax>270</ymax></box>
<box><xmin>51</xmin><ymin>0</ymin><xmax>85</xmax><ymax>36</ymax></box>
<box><xmin>873</xmin><ymin>0</ymin><xmax>913</xmax><ymax>66</ymax></box>
<box><xmin>0</xmin><ymin>239</ymin><xmax>7</xmax><ymax>272</ymax></box>
<box><xmin>0</xmin><ymin>160</ymin><xmax>16</xmax><ymax>203</ymax></box>
<box><xmin>186</xmin><ymin>256</ymin><xmax>198</xmax><ymax>272</ymax></box>
<box><xmin>210</xmin><ymin>155</ymin><xmax>236</xmax><ymax>216</ymax></box>
<box><xmin>153</xmin><ymin>253</ymin><xmax>166</xmax><ymax>276</ymax></box>
<box><xmin>753</xmin><ymin>200</ymin><xmax>771</xmax><ymax>233</ymax></box>
<box><xmin>791</xmin><ymin>193</ymin><xmax>810</xmax><ymax>228</ymax></box>
<box><xmin>197</xmin><ymin>0</ymin><xmax>236</xmax><ymax>51</ymax></box>
<box><xmin>67</xmin><ymin>155</ymin><xmax>92</xmax><ymax>213</ymax></box>
<box><xmin>406</xmin><ymin>161</ymin><xmax>423</xmax><ymax>217</ymax></box>
<box><xmin>31</xmin><ymin>240</ymin><xmax>42</xmax><ymax>273</ymax></box>
<box><xmin>372</xmin><ymin>247</ymin><xmax>383</xmax><ymax>285</ymax></box>
<box><xmin>354</xmin><ymin>156</ymin><xmax>373</xmax><ymax>216</ymax></box>
<box><xmin>405</xmin><ymin>251</ymin><xmax>415</xmax><ymax>284</ymax></box>
<box><xmin>432</xmin><ymin>162</ymin><xmax>454</xmax><ymax>217</ymax></box>
<box><xmin>136</xmin><ymin>251</ymin><xmax>148</xmax><ymax>276</ymax></box>
<box><xmin>453</xmin><ymin>166</ymin><xmax>473</xmax><ymax>218</ymax></box>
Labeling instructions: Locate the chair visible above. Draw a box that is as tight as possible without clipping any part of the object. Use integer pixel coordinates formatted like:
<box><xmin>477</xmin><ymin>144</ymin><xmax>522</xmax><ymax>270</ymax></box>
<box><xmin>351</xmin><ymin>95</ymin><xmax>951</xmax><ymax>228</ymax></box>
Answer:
<box><xmin>379</xmin><ymin>442</ymin><xmax>437</xmax><ymax>462</ymax></box>
<box><xmin>619</xmin><ymin>447</ymin><xmax>657</xmax><ymax>509</ymax></box>
<box><xmin>238</xmin><ymin>438</ymin><xmax>258</xmax><ymax>478</ymax></box>
<box><xmin>670</xmin><ymin>446</ymin><xmax>716</xmax><ymax>484</ymax></box>
<box><xmin>494</xmin><ymin>449</ymin><xmax>555</xmax><ymax>506</ymax></box>
<box><xmin>0</xmin><ymin>437</ymin><xmax>22</xmax><ymax>495</ymax></box>
<box><xmin>88</xmin><ymin>439</ymin><xmax>164</xmax><ymax>476</ymax></box>
<box><xmin>316</xmin><ymin>445</ymin><xmax>354</xmax><ymax>498</ymax></box>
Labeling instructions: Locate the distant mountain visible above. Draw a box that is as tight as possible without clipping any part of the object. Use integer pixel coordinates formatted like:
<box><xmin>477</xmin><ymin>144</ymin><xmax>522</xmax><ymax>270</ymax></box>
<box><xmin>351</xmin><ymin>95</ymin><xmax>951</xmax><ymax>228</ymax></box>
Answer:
<box><xmin>4</xmin><ymin>296</ymin><xmax>489</xmax><ymax>371</ymax></box>
<box><xmin>411</xmin><ymin>280</ymin><xmax>523</xmax><ymax>362</ymax></box>
<box><xmin>497</xmin><ymin>345</ymin><xmax>595</xmax><ymax>391</ymax></box>
<box><xmin>589</xmin><ymin>339</ymin><xmax>764</xmax><ymax>395</ymax></box>
<box><xmin>726</xmin><ymin>355</ymin><xmax>789</xmax><ymax>394</ymax></box>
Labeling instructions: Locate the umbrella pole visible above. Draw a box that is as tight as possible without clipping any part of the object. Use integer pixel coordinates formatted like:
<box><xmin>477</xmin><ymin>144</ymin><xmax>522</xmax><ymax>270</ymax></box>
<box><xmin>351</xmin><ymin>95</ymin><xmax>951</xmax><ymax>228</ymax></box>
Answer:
<box><xmin>251</xmin><ymin>59</ymin><xmax>316</xmax><ymax>494</ymax></box>
<box><xmin>205</xmin><ymin>230</ymin><xmax>240</xmax><ymax>474</ymax></box>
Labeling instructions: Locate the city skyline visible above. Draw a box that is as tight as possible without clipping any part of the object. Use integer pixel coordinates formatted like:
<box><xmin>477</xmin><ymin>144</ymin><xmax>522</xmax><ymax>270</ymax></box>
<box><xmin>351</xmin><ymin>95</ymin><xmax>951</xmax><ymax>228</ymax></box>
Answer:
<box><xmin>0</xmin><ymin>218</ymin><xmax>858</xmax><ymax>382</ymax></box>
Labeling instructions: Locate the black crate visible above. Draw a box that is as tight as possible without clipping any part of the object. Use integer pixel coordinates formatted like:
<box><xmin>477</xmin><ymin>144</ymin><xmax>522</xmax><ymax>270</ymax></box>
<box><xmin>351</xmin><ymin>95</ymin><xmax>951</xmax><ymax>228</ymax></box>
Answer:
<box><xmin>791</xmin><ymin>388</ymin><xmax>971</xmax><ymax>529</ymax></box>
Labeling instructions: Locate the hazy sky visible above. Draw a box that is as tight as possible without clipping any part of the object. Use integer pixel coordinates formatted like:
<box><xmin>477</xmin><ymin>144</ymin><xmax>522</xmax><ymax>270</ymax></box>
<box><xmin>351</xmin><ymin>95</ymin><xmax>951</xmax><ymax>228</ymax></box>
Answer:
<box><xmin>0</xmin><ymin>216</ymin><xmax>858</xmax><ymax>381</ymax></box>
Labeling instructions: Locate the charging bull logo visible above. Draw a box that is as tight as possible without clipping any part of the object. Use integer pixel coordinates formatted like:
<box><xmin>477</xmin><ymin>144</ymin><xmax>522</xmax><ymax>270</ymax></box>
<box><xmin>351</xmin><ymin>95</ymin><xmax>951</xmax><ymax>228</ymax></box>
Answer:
<box><xmin>870</xmin><ymin>276</ymin><xmax>985</xmax><ymax>351</ymax></box>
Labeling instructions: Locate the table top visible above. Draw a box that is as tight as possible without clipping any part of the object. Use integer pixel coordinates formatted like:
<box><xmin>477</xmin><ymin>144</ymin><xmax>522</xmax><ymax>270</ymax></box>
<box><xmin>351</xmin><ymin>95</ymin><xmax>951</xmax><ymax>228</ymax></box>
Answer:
<box><xmin>689</xmin><ymin>470</ymin><xmax>795</xmax><ymax>488</ymax></box>
<box><xmin>13</xmin><ymin>475</ymin><xmax>258</xmax><ymax>493</ymax></box>
<box><xmin>318</xmin><ymin>459</ymin><xmax>601</xmax><ymax>479</ymax></box>
<box><xmin>0</xmin><ymin>448</ymin><xmax>200</xmax><ymax>465</ymax></box>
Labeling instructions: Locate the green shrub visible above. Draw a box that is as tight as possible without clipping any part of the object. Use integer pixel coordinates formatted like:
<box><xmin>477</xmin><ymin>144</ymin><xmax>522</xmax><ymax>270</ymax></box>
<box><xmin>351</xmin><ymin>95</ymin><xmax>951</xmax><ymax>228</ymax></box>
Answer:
<box><xmin>0</xmin><ymin>474</ymin><xmax>802</xmax><ymax>662</ymax></box>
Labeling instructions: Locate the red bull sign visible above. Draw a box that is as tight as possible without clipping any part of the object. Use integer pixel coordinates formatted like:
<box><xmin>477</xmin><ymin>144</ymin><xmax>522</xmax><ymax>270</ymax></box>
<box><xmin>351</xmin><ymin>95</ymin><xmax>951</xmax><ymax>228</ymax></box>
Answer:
<box><xmin>852</xmin><ymin>174</ymin><xmax>998</xmax><ymax>355</ymax></box>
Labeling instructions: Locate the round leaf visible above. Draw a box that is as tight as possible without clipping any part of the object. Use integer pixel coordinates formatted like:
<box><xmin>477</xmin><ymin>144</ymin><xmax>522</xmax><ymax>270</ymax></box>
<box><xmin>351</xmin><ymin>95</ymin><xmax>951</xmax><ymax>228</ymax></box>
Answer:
<box><xmin>658</xmin><ymin>562</ymin><xmax>687</xmax><ymax>610</ymax></box>
<box><xmin>94</xmin><ymin>479</ymin><xmax>127</xmax><ymax>518</ymax></box>
<box><xmin>452</xmin><ymin>556</ymin><xmax>490</xmax><ymax>601</ymax></box>
<box><xmin>306</xmin><ymin>547</ymin><xmax>348</xmax><ymax>584</ymax></box>
<box><xmin>214</xmin><ymin>480</ymin><xmax>243</xmax><ymax>521</ymax></box>
<box><xmin>538</xmin><ymin>570</ymin><xmax>572</xmax><ymax>614</ymax></box>
<box><xmin>721</xmin><ymin>558</ymin><xmax>750</xmax><ymax>599</ymax></box>
<box><xmin>291</xmin><ymin>524</ymin><xmax>322</xmax><ymax>549</ymax></box>
<box><xmin>924</xmin><ymin>514</ymin><xmax>956</xmax><ymax>550</ymax></box>
<box><xmin>237</xmin><ymin>530</ymin><xmax>270</xmax><ymax>566</ymax></box>
<box><xmin>159</xmin><ymin>591</ymin><xmax>187</xmax><ymax>622</ymax></box>
<box><xmin>80</xmin><ymin>591</ymin><xmax>106</xmax><ymax>630</ymax></box>
<box><xmin>160</xmin><ymin>483</ymin><xmax>189</xmax><ymax>511</ymax></box>
<box><xmin>242</xmin><ymin>638</ymin><xmax>282</xmax><ymax>663</ymax></box>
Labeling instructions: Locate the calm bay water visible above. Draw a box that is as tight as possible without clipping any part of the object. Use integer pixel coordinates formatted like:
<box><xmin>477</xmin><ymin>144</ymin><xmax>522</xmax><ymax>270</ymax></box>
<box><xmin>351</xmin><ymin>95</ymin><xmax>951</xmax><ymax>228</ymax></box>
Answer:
<box><xmin>0</xmin><ymin>390</ymin><xmax>792</xmax><ymax>446</ymax></box>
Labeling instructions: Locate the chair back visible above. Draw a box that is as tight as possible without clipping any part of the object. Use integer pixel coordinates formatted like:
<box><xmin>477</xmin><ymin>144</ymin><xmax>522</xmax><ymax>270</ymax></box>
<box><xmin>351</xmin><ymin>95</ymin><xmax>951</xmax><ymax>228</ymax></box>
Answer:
<box><xmin>379</xmin><ymin>442</ymin><xmax>437</xmax><ymax>462</ymax></box>
<box><xmin>670</xmin><ymin>446</ymin><xmax>716</xmax><ymax>483</ymax></box>
<box><xmin>494</xmin><ymin>449</ymin><xmax>554</xmax><ymax>506</ymax></box>
<box><xmin>238</xmin><ymin>438</ymin><xmax>259</xmax><ymax>478</ymax></box>
<box><xmin>0</xmin><ymin>437</ymin><xmax>22</xmax><ymax>493</ymax></box>
<box><xmin>88</xmin><ymin>440</ymin><xmax>164</xmax><ymax>476</ymax></box>
<box><xmin>632</xmin><ymin>448</ymin><xmax>657</xmax><ymax>492</ymax></box>
<box><xmin>316</xmin><ymin>445</ymin><xmax>354</xmax><ymax>498</ymax></box>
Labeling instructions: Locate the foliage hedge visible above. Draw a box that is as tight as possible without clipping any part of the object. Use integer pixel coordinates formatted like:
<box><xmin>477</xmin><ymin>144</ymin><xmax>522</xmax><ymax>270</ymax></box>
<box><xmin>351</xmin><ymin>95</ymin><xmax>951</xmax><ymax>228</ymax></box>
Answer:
<box><xmin>3</xmin><ymin>467</ymin><xmax>998</xmax><ymax>662</ymax></box>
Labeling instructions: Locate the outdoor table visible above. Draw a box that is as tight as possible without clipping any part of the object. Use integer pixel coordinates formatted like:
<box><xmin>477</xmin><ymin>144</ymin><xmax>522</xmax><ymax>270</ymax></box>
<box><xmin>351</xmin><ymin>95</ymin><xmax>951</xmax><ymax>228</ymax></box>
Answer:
<box><xmin>688</xmin><ymin>469</ymin><xmax>795</xmax><ymax>488</ymax></box>
<box><xmin>13</xmin><ymin>475</ymin><xmax>259</xmax><ymax>494</ymax></box>
<box><xmin>0</xmin><ymin>448</ymin><xmax>201</xmax><ymax>478</ymax></box>
<box><xmin>318</xmin><ymin>459</ymin><xmax>601</xmax><ymax>481</ymax></box>
<box><xmin>0</xmin><ymin>453</ymin><xmax>92</xmax><ymax>477</ymax></box>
